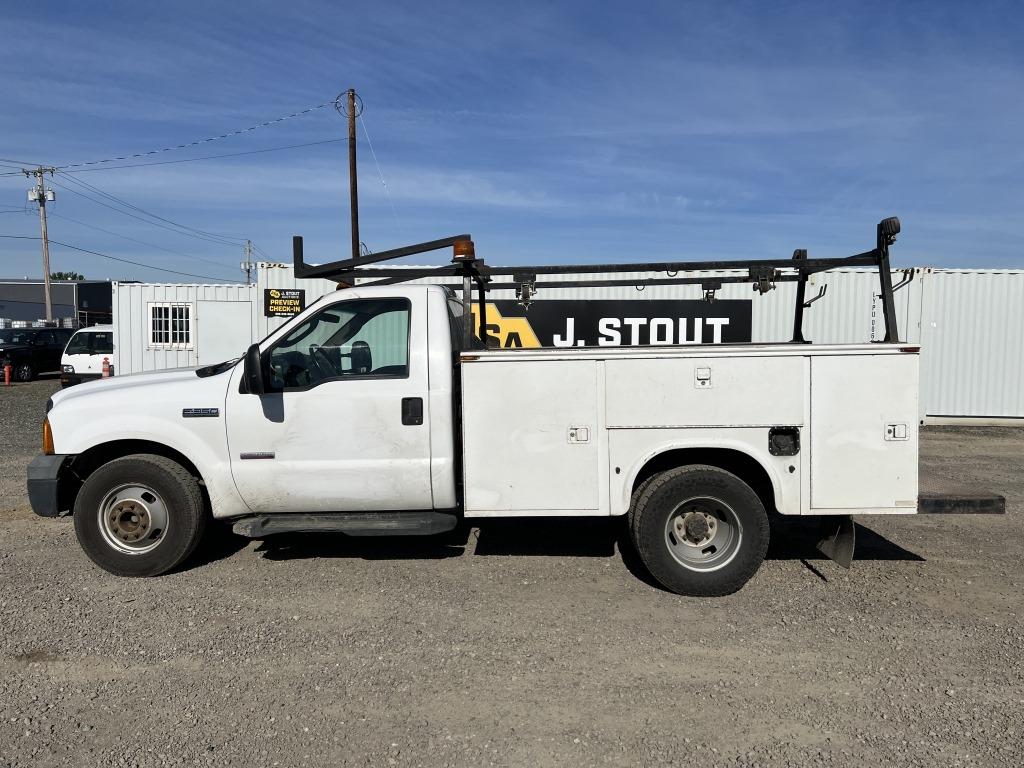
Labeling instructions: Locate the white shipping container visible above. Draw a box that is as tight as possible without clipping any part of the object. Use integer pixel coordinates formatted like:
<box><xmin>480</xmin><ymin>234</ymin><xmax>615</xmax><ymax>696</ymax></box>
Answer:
<box><xmin>918</xmin><ymin>269</ymin><xmax>1024</xmax><ymax>420</ymax></box>
<box><xmin>111</xmin><ymin>282</ymin><xmax>257</xmax><ymax>375</ymax></box>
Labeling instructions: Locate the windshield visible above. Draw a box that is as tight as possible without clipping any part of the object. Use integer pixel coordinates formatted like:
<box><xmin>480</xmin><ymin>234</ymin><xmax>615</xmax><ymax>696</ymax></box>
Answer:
<box><xmin>65</xmin><ymin>330</ymin><xmax>113</xmax><ymax>355</ymax></box>
<box><xmin>0</xmin><ymin>330</ymin><xmax>33</xmax><ymax>345</ymax></box>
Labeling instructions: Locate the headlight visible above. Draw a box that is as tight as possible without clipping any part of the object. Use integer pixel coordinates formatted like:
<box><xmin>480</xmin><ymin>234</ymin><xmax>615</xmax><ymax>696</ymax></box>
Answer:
<box><xmin>62</xmin><ymin>365</ymin><xmax>74</xmax><ymax>374</ymax></box>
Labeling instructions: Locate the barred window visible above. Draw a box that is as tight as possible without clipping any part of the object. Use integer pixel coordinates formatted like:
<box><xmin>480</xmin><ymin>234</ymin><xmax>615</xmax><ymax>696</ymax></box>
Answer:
<box><xmin>149</xmin><ymin>303</ymin><xmax>193</xmax><ymax>349</ymax></box>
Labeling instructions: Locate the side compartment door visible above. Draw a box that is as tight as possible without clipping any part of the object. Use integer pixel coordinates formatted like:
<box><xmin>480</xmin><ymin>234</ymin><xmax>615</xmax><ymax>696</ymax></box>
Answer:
<box><xmin>810</xmin><ymin>353</ymin><xmax>919</xmax><ymax>511</ymax></box>
<box><xmin>225</xmin><ymin>295</ymin><xmax>433</xmax><ymax>513</ymax></box>
<box><xmin>461</xmin><ymin>359</ymin><xmax>601</xmax><ymax>514</ymax></box>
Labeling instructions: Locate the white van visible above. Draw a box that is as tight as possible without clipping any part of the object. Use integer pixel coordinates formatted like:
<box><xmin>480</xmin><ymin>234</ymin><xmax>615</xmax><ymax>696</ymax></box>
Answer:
<box><xmin>61</xmin><ymin>324</ymin><xmax>115</xmax><ymax>388</ymax></box>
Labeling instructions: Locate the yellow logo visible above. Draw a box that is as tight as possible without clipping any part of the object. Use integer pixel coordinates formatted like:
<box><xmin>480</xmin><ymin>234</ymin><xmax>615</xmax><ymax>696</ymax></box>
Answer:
<box><xmin>269</xmin><ymin>289</ymin><xmax>281</xmax><ymax>299</ymax></box>
<box><xmin>470</xmin><ymin>304</ymin><xmax>541</xmax><ymax>348</ymax></box>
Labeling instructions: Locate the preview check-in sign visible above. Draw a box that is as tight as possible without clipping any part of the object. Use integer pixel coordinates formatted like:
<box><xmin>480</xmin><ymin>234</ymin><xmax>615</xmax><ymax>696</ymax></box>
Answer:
<box><xmin>264</xmin><ymin>289</ymin><xmax>306</xmax><ymax>318</ymax></box>
<box><xmin>471</xmin><ymin>300</ymin><xmax>753</xmax><ymax>348</ymax></box>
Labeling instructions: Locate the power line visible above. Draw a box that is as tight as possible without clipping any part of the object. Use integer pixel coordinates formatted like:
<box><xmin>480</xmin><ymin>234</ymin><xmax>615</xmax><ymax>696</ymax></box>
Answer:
<box><xmin>359</xmin><ymin>113</ymin><xmax>400</xmax><ymax>232</ymax></box>
<box><xmin>47</xmin><ymin>211</ymin><xmax>242</xmax><ymax>273</ymax></box>
<box><xmin>57</xmin><ymin>173</ymin><xmax>246</xmax><ymax>243</ymax></box>
<box><xmin>58</xmin><ymin>138</ymin><xmax>345</xmax><ymax>173</ymax></box>
<box><xmin>0</xmin><ymin>235</ymin><xmax>239</xmax><ymax>282</ymax></box>
<box><xmin>49</xmin><ymin>177</ymin><xmax>246</xmax><ymax>248</ymax></box>
<box><xmin>59</xmin><ymin>101</ymin><xmax>335</xmax><ymax>169</ymax></box>
<box><xmin>250</xmin><ymin>243</ymin><xmax>273</xmax><ymax>260</ymax></box>
<box><xmin>0</xmin><ymin>157</ymin><xmax>43</xmax><ymax>166</ymax></box>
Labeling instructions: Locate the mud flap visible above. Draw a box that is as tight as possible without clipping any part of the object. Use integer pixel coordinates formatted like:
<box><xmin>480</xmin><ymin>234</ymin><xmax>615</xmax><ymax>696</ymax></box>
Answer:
<box><xmin>816</xmin><ymin>515</ymin><xmax>855</xmax><ymax>569</ymax></box>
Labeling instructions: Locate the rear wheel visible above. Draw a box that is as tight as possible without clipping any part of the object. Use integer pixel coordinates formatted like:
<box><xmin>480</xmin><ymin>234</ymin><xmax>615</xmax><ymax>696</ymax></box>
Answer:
<box><xmin>73</xmin><ymin>454</ymin><xmax>207</xmax><ymax>576</ymax></box>
<box><xmin>14</xmin><ymin>363</ymin><xmax>34</xmax><ymax>382</ymax></box>
<box><xmin>629</xmin><ymin>465</ymin><xmax>769</xmax><ymax>596</ymax></box>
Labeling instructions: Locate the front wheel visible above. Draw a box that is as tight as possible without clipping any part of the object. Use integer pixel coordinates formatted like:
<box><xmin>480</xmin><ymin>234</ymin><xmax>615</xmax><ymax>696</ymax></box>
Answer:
<box><xmin>629</xmin><ymin>465</ymin><xmax>769</xmax><ymax>596</ymax></box>
<box><xmin>14</xmin><ymin>363</ymin><xmax>34</xmax><ymax>382</ymax></box>
<box><xmin>73</xmin><ymin>454</ymin><xmax>207</xmax><ymax>576</ymax></box>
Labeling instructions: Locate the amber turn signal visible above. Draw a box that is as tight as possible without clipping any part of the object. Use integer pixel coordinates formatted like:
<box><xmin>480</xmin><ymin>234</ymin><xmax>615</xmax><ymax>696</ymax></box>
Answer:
<box><xmin>42</xmin><ymin>418</ymin><xmax>54</xmax><ymax>455</ymax></box>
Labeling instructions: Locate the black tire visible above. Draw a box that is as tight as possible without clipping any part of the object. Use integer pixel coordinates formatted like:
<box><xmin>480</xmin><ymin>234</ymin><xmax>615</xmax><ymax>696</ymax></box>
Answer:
<box><xmin>15</xmin><ymin>363</ymin><xmax>34</xmax><ymax>382</ymax></box>
<box><xmin>629</xmin><ymin>465</ymin><xmax>769</xmax><ymax>596</ymax></box>
<box><xmin>627</xmin><ymin>473</ymin><xmax>659</xmax><ymax>541</ymax></box>
<box><xmin>73</xmin><ymin>454</ymin><xmax>207</xmax><ymax>577</ymax></box>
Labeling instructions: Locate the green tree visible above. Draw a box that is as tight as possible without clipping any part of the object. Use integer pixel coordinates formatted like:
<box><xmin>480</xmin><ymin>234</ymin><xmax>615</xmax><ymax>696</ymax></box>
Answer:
<box><xmin>50</xmin><ymin>271</ymin><xmax>85</xmax><ymax>281</ymax></box>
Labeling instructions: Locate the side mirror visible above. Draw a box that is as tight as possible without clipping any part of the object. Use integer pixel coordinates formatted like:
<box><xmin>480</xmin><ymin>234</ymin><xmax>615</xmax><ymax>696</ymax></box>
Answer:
<box><xmin>351</xmin><ymin>340</ymin><xmax>372</xmax><ymax>374</ymax></box>
<box><xmin>243</xmin><ymin>343</ymin><xmax>265</xmax><ymax>395</ymax></box>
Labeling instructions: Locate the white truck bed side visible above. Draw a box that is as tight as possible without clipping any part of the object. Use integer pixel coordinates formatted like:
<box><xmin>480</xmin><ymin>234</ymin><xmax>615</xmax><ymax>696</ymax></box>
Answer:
<box><xmin>459</xmin><ymin>344</ymin><xmax>919</xmax><ymax>518</ymax></box>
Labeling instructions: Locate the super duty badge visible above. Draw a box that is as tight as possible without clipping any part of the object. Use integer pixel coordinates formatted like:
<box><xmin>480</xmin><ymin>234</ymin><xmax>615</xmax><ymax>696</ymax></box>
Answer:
<box><xmin>182</xmin><ymin>408</ymin><xmax>220</xmax><ymax>418</ymax></box>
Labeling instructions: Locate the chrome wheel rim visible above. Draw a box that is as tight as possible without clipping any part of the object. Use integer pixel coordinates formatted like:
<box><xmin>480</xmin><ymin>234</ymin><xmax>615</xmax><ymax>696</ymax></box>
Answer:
<box><xmin>664</xmin><ymin>495</ymin><xmax>743</xmax><ymax>572</ymax></box>
<box><xmin>97</xmin><ymin>484</ymin><xmax>169</xmax><ymax>555</ymax></box>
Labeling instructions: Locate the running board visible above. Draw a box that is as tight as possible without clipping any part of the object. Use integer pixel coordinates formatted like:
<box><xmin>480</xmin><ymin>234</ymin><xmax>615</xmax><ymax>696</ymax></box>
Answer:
<box><xmin>232</xmin><ymin>511</ymin><xmax>459</xmax><ymax>538</ymax></box>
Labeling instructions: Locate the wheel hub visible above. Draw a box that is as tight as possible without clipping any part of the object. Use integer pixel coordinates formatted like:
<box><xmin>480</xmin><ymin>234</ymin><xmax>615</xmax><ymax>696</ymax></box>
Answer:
<box><xmin>673</xmin><ymin>510</ymin><xmax>717</xmax><ymax>547</ymax></box>
<box><xmin>109</xmin><ymin>500</ymin><xmax>151</xmax><ymax>543</ymax></box>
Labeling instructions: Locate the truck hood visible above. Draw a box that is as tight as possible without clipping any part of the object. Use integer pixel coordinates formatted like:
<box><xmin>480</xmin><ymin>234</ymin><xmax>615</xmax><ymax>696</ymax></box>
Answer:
<box><xmin>50</xmin><ymin>367</ymin><xmax>212</xmax><ymax>408</ymax></box>
<box><xmin>46</xmin><ymin>363</ymin><xmax>238</xmax><ymax>462</ymax></box>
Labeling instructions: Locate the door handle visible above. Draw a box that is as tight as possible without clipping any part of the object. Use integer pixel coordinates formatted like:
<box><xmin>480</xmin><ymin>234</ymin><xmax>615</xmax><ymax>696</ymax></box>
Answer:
<box><xmin>401</xmin><ymin>397</ymin><xmax>423</xmax><ymax>426</ymax></box>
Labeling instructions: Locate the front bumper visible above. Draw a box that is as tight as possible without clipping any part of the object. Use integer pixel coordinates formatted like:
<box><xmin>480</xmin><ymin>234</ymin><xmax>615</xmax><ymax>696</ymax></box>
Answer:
<box><xmin>27</xmin><ymin>454</ymin><xmax>72</xmax><ymax>517</ymax></box>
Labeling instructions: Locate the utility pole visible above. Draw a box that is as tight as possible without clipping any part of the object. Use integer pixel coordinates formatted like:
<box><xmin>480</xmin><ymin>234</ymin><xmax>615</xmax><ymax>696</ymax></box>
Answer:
<box><xmin>347</xmin><ymin>88</ymin><xmax>360</xmax><ymax>260</ymax></box>
<box><xmin>241</xmin><ymin>239</ymin><xmax>254</xmax><ymax>285</ymax></box>
<box><xmin>24</xmin><ymin>167</ymin><xmax>57</xmax><ymax>322</ymax></box>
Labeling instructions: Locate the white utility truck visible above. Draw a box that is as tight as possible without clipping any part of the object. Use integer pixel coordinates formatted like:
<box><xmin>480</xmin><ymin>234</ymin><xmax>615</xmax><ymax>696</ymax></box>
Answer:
<box><xmin>27</xmin><ymin>218</ymin><xmax>1003</xmax><ymax>595</ymax></box>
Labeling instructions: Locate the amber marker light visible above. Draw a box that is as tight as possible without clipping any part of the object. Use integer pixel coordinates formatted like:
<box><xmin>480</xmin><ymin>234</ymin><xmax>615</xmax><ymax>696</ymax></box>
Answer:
<box><xmin>43</xmin><ymin>418</ymin><xmax>54</xmax><ymax>455</ymax></box>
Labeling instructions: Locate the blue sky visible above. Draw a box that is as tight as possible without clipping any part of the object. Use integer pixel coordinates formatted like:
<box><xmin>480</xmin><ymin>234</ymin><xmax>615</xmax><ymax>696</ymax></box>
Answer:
<box><xmin>1</xmin><ymin>0</ymin><xmax>1022</xmax><ymax>283</ymax></box>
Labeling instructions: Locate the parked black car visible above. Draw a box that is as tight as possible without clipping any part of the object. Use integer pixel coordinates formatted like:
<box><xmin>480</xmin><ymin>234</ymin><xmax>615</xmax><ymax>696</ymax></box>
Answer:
<box><xmin>0</xmin><ymin>327</ymin><xmax>73</xmax><ymax>382</ymax></box>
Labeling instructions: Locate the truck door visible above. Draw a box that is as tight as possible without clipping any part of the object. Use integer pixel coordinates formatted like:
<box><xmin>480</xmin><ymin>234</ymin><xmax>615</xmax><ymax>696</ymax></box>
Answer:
<box><xmin>225</xmin><ymin>295</ymin><xmax>433</xmax><ymax>513</ymax></box>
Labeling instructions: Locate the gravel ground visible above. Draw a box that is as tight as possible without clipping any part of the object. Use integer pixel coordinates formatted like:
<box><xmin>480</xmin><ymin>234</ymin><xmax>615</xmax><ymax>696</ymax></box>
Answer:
<box><xmin>1</xmin><ymin>378</ymin><xmax>1021</xmax><ymax>767</ymax></box>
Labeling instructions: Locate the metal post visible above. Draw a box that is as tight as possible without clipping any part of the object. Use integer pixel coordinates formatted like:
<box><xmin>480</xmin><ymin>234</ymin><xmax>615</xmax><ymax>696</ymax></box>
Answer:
<box><xmin>876</xmin><ymin>218</ymin><xmax>900</xmax><ymax>343</ymax></box>
<box><xmin>37</xmin><ymin>174</ymin><xmax>53</xmax><ymax>322</ymax></box>
<box><xmin>791</xmin><ymin>249</ymin><xmax>807</xmax><ymax>343</ymax></box>
<box><xmin>476</xmin><ymin>277</ymin><xmax>489</xmax><ymax>348</ymax></box>
<box><xmin>23</xmin><ymin>167</ymin><xmax>57</xmax><ymax>322</ymax></box>
<box><xmin>347</xmin><ymin>88</ymin><xmax>360</xmax><ymax>260</ymax></box>
<box><xmin>243</xmin><ymin>240</ymin><xmax>253</xmax><ymax>285</ymax></box>
<box><xmin>462</xmin><ymin>269</ymin><xmax>473</xmax><ymax>349</ymax></box>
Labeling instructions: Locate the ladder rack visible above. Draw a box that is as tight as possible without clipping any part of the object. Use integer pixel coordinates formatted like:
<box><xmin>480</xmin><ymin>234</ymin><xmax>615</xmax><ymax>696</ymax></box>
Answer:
<box><xmin>291</xmin><ymin>216</ymin><xmax>904</xmax><ymax>349</ymax></box>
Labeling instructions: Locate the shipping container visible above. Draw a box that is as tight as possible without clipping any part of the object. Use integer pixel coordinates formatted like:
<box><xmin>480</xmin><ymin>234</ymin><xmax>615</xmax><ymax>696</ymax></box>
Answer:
<box><xmin>111</xmin><ymin>282</ymin><xmax>257</xmax><ymax>375</ymax></box>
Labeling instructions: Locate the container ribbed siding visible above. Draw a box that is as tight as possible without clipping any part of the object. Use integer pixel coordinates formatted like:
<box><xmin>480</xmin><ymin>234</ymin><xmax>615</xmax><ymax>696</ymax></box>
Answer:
<box><xmin>111</xmin><ymin>283</ymin><xmax>258</xmax><ymax>375</ymax></box>
<box><xmin>919</xmin><ymin>269</ymin><xmax>1024</xmax><ymax>420</ymax></box>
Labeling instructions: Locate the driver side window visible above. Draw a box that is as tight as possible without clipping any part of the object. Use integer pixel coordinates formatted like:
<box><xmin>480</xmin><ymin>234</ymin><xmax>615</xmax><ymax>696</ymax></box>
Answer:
<box><xmin>267</xmin><ymin>298</ymin><xmax>410</xmax><ymax>391</ymax></box>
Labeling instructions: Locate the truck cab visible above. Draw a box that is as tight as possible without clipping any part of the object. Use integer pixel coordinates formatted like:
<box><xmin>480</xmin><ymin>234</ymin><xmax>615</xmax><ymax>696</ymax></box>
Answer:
<box><xmin>226</xmin><ymin>286</ymin><xmax>459</xmax><ymax>514</ymax></box>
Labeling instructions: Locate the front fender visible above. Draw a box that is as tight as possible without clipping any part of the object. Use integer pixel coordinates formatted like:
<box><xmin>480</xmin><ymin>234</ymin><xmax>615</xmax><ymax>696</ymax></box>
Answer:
<box><xmin>47</xmin><ymin>370</ymin><xmax>248</xmax><ymax>518</ymax></box>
